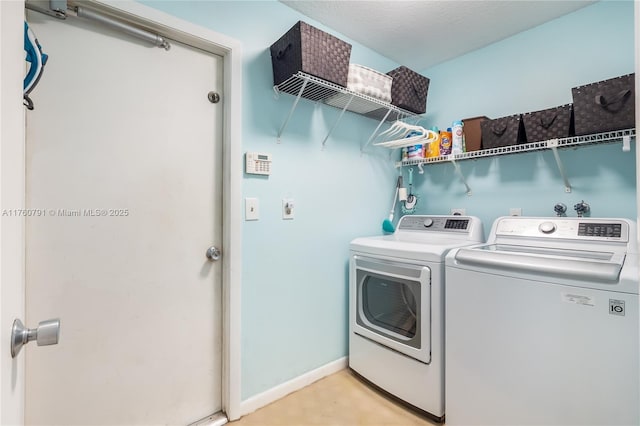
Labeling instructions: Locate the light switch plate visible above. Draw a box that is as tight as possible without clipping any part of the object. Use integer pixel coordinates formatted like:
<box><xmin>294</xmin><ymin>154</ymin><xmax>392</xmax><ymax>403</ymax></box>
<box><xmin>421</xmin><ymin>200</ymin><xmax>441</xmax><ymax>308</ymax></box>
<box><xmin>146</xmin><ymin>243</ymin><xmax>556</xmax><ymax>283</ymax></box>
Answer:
<box><xmin>245</xmin><ymin>198</ymin><xmax>259</xmax><ymax>221</ymax></box>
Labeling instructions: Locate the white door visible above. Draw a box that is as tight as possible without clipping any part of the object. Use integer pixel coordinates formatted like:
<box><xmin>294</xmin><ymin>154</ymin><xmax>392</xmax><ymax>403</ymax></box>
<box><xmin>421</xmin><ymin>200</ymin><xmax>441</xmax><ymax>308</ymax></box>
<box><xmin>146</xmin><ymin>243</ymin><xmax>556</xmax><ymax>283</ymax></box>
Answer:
<box><xmin>25</xmin><ymin>10</ymin><xmax>223</xmax><ymax>425</ymax></box>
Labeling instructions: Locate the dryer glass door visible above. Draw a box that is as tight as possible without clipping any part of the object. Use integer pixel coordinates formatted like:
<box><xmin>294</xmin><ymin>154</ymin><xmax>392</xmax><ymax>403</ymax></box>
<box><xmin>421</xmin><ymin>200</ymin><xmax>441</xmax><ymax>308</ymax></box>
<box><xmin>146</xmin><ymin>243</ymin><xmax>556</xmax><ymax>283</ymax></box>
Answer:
<box><xmin>362</xmin><ymin>275</ymin><xmax>418</xmax><ymax>339</ymax></box>
<box><xmin>352</xmin><ymin>255</ymin><xmax>431</xmax><ymax>364</ymax></box>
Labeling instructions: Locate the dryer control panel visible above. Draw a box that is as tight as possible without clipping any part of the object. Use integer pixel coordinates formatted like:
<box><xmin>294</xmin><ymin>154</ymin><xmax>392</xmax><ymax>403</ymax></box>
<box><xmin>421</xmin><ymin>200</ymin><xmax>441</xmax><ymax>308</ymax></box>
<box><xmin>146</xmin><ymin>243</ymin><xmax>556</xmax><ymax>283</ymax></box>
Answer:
<box><xmin>399</xmin><ymin>215</ymin><xmax>471</xmax><ymax>233</ymax></box>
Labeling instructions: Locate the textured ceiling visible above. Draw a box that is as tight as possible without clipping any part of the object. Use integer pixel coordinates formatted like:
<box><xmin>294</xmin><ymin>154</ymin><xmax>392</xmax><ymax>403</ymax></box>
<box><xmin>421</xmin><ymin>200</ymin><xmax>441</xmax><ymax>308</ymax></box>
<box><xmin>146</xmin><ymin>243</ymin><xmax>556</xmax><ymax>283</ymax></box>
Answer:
<box><xmin>280</xmin><ymin>1</ymin><xmax>596</xmax><ymax>70</ymax></box>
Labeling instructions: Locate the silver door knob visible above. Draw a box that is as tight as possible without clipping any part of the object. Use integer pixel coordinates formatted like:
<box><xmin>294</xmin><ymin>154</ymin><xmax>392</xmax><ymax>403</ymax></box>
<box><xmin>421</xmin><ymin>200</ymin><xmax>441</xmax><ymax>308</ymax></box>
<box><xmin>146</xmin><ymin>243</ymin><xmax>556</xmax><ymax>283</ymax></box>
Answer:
<box><xmin>206</xmin><ymin>246</ymin><xmax>221</xmax><ymax>261</ymax></box>
<box><xmin>11</xmin><ymin>318</ymin><xmax>60</xmax><ymax>358</ymax></box>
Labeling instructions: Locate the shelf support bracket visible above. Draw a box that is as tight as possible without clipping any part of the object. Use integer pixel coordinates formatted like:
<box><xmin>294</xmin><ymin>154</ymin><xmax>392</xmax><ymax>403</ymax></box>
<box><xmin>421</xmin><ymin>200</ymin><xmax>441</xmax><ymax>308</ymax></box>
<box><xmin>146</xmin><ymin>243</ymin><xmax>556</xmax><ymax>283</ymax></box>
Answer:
<box><xmin>321</xmin><ymin>94</ymin><xmax>354</xmax><ymax>149</ymax></box>
<box><xmin>277</xmin><ymin>77</ymin><xmax>309</xmax><ymax>143</ymax></box>
<box><xmin>547</xmin><ymin>139</ymin><xmax>571</xmax><ymax>193</ymax></box>
<box><xmin>450</xmin><ymin>157</ymin><xmax>472</xmax><ymax>196</ymax></box>
<box><xmin>361</xmin><ymin>109</ymin><xmax>392</xmax><ymax>154</ymax></box>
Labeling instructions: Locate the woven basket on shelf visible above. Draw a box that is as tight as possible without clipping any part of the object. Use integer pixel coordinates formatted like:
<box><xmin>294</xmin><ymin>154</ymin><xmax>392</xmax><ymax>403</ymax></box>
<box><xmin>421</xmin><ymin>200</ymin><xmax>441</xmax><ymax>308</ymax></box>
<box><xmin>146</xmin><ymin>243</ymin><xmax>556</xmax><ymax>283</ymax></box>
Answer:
<box><xmin>571</xmin><ymin>73</ymin><xmax>635</xmax><ymax>136</ymax></box>
<box><xmin>481</xmin><ymin>114</ymin><xmax>526</xmax><ymax>148</ymax></box>
<box><xmin>522</xmin><ymin>104</ymin><xmax>574</xmax><ymax>143</ymax></box>
<box><xmin>270</xmin><ymin>21</ymin><xmax>352</xmax><ymax>88</ymax></box>
<box><xmin>386</xmin><ymin>66</ymin><xmax>430</xmax><ymax>114</ymax></box>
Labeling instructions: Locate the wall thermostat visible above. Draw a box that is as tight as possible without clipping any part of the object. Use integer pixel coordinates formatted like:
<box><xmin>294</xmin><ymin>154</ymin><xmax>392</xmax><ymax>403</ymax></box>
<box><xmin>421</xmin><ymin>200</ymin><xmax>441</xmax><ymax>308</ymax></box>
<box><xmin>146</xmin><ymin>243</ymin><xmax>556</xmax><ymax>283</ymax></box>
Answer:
<box><xmin>245</xmin><ymin>152</ymin><xmax>272</xmax><ymax>175</ymax></box>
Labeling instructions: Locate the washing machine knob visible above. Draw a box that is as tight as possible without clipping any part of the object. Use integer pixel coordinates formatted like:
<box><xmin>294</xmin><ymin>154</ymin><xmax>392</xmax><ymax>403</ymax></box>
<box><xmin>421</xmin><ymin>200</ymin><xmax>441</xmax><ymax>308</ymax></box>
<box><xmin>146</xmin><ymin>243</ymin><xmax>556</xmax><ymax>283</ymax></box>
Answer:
<box><xmin>423</xmin><ymin>218</ymin><xmax>434</xmax><ymax>227</ymax></box>
<box><xmin>539</xmin><ymin>221</ymin><xmax>557</xmax><ymax>234</ymax></box>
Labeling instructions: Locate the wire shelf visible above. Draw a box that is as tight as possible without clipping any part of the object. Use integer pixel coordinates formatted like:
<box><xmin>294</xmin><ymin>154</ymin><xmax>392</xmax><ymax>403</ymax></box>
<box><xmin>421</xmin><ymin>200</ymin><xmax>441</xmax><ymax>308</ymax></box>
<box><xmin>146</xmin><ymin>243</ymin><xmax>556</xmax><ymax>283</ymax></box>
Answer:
<box><xmin>274</xmin><ymin>72</ymin><xmax>418</xmax><ymax>122</ymax></box>
<box><xmin>398</xmin><ymin>128</ymin><xmax>636</xmax><ymax>167</ymax></box>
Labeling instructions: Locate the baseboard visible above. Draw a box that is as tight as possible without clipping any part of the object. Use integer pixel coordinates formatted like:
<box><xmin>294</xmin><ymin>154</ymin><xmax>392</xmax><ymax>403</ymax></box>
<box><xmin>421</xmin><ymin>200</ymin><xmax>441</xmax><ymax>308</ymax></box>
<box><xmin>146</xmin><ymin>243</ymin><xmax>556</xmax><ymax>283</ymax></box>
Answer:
<box><xmin>239</xmin><ymin>356</ymin><xmax>348</xmax><ymax>417</ymax></box>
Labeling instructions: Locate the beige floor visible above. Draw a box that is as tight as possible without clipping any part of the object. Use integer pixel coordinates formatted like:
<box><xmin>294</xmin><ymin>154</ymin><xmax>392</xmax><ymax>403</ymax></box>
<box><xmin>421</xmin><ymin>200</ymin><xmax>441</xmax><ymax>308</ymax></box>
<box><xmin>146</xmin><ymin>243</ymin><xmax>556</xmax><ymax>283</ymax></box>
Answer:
<box><xmin>230</xmin><ymin>369</ymin><xmax>440</xmax><ymax>426</ymax></box>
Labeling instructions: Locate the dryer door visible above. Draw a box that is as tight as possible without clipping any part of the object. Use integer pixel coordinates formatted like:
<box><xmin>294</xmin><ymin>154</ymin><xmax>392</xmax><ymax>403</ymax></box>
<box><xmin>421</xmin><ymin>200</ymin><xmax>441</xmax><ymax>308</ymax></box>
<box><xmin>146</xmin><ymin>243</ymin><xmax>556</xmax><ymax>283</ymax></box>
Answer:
<box><xmin>352</xmin><ymin>255</ymin><xmax>431</xmax><ymax>363</ymax></box>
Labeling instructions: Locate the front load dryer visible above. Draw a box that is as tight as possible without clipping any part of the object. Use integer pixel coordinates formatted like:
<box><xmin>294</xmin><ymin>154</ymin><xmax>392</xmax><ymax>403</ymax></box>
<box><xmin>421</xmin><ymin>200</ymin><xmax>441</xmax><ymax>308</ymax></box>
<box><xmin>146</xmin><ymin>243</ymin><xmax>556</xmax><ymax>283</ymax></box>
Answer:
<box><xmin>349</xmin><ymin>215</ymin><xmax>484</xmax><ymax>421</ymax></box>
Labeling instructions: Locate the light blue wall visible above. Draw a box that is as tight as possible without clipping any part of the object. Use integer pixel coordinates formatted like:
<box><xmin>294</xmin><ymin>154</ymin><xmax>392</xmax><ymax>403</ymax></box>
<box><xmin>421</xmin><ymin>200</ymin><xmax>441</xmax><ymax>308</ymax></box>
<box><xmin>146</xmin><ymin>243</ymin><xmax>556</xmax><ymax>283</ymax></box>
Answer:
<box><xmin>415</xmin><ymin>0</ymin><xmax>636</xmax><ymax>236</ymax></box>
<box><xmin>141</xmin><ymin>0</ymin><xmax>401</xmax><ymax>400</ymax></box>
<box><xmin>142</xmin><ymin>0</ymin><xmax>636</xmax><ymax>402</ymax></box>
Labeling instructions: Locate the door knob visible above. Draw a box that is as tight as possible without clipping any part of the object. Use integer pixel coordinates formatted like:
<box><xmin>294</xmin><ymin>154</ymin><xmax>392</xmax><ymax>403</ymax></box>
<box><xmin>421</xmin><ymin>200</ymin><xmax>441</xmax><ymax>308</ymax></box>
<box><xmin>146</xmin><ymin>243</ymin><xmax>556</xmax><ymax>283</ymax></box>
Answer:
<box><xmin>206</xmin><ymin>246</ymin><xmax>221</xmax><ymax>261</ymax></box>
<box><xmin>11</xmin><ymin>318</ymin><xmax>60</xmax><ymax>358</ymax></box>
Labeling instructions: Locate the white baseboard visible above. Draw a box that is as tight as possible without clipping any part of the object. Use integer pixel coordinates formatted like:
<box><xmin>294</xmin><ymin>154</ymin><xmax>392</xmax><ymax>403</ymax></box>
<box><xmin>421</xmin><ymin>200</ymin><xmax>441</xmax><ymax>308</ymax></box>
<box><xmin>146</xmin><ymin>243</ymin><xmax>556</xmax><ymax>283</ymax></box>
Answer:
<box><xmin>239</xmin><ymin>357</ymin><xmax>348</xmax><ymax>417</ymax></box>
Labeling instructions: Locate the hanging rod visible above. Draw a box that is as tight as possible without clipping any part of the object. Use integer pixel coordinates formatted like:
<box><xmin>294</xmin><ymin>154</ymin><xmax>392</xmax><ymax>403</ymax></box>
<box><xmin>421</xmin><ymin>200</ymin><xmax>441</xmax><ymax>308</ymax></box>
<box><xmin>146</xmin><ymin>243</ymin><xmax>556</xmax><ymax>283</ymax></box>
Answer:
<box><xmin>25</xmin><ymin>0</ymin><xmax>67</xmax><ymax>19</ymax></box>
<box><xmin>74</xmin><ymin>6</ymin><xmax>170</xmax><ymax>50</ymax></box>
<box><xmin>25</xmin><ymin>1</ymin><xmax>171</xmax><ymax>51</ymax></box>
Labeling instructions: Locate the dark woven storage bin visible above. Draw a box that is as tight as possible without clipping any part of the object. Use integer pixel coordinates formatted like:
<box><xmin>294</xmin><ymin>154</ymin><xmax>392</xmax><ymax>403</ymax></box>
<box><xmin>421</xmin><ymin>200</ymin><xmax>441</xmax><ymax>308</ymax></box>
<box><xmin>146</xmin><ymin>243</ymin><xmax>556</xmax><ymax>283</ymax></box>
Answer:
<box><xmin>387</xmin><ymin>66</ymin><xmax>430</xmax><ymax>114</ymax></box>
<box><xmin>522</xmin><ymin>104</ymin><xmax>574</xmax><ymax>143</ymax></box>
<box><xmin>462</xmin><ymin>116</ymin><xmax>489</xmax><ymax>152</ymax></box>
<box><xmin>572</xmin><ymin>73</ymin><xmax>635</xmax><ymax>136</ymax></box>
<box><xmin>481</xmin><ymin>114</ymin><xmax>526</xmax><ymax>149</ymax></box>
<box><xmin>270</xmin><ymin>21</ymin><xmax>352</xmax><ymax>87</ymax></box>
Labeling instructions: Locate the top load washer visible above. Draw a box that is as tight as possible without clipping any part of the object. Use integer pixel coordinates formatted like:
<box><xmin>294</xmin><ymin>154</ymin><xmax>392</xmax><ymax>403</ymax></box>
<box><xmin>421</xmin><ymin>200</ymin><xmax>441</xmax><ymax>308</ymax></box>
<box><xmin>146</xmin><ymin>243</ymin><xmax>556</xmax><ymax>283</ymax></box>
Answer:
<box><xmin>445</xmin><ymin>216</ymin><xmax>639</xmax><ymax>426</ymax></box>
<box><xmin>349</xmin><ymin>215</ymin><xmax>484</xmax><ymax>421</ymax></box>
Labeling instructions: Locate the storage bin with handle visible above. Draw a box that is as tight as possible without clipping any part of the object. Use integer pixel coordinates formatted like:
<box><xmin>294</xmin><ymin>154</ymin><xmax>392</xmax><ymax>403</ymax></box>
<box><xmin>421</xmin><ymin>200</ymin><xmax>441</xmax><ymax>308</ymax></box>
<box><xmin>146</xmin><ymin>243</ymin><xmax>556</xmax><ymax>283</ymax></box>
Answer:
<box><xmin>481</xmin><ymin>114</ymin><xmax>526</xmax><ymax>148</ymax></box>
<box><xmin>522</xmin><ymin>104</ymin><xmax>574</xmax><ymax>143</ymax></box>
<box><xmin>270</xmin><ymin>21</ymin><xmax>352</xmax><ymax>88</ymax></box>
<box><xmin>386</xmin><ymin>66</ymin><xmax>430</xmax><ymax>114</ymax></box>
<box><xmin>571</xmin><ymin>73</ymin><xmax>635</xmax><ymax>136</ymax></box>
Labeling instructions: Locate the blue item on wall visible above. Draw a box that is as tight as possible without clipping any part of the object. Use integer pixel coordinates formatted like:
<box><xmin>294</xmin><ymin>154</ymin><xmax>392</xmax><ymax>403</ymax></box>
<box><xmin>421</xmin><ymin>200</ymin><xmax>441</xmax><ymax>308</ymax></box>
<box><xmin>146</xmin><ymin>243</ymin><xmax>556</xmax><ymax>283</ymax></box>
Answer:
<box><xmin>382</xmin><ymin>176</ymin><xmax>402</xmax><ymax>233</ymax></box>
<box><xmin>24</xmin><ymin>21</ymin><xmax>49</xmax><ymax>110</ymax></box>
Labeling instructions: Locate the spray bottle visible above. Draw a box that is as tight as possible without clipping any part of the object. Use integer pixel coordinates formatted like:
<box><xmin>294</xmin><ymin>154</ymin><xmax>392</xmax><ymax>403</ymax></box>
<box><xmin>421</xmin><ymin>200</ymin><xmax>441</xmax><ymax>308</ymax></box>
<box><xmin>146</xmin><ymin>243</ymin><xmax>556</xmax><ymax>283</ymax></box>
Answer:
<box><xmin>452</xmin><ymin>120</ymin><xmax>464</xmax><ymax>155</ymax></box>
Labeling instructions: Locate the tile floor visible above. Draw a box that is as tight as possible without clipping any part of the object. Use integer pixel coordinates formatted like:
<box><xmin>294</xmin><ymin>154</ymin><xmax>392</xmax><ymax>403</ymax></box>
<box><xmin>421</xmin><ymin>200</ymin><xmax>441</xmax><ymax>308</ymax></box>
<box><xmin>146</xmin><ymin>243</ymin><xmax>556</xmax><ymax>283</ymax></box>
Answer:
<box><xmin>230</xmin><ymin>369</ymin><xmax>439</xmax><ymax>426</ymax></box>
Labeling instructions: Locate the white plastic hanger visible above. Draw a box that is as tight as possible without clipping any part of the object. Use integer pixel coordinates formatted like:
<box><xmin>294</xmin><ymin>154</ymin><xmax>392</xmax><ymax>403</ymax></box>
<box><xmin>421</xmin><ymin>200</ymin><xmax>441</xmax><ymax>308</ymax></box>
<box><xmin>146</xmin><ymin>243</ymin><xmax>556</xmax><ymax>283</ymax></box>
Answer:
<box><xmin>374</xmin><ymin>126</ymin><xmax>437</xmax><ymax>149</ymax></box>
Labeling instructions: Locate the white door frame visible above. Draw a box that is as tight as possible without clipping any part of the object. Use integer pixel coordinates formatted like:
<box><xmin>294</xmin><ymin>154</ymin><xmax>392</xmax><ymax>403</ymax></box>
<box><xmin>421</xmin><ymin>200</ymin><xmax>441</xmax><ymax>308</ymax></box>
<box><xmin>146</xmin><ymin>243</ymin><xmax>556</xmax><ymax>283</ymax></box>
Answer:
<box><xmin>0</xmin><ymin>1</ymin><xmax>243</xmax><ymax>422</ymax></box>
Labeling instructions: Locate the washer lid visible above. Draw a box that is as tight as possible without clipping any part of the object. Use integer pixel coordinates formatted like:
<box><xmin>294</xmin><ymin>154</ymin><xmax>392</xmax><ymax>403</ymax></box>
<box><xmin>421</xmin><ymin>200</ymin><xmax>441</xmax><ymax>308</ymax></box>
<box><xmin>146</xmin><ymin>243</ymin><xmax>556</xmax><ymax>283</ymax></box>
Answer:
<box><xmin>454</xmin><ymin>244</ymin><xmax>624</xmax><ymax>283</ymax></box>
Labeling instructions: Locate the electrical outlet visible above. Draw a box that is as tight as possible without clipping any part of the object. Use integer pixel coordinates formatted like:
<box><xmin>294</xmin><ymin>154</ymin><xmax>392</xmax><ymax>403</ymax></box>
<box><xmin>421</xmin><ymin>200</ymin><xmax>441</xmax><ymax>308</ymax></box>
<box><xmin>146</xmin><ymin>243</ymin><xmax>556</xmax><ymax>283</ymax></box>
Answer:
<box><xmin>451</xmin><ymin>208</ymin><xmax>466</xmax><ymax>216</ymax></box>
<box><xmin>510</xmin><ymin>208</ymin><xmax>522</xmax><ymax>216</ymax></box>
<box><xmin>282</xmin><ymin>198</ymin><xmax>294</xmax><ymax>220</ymax></box>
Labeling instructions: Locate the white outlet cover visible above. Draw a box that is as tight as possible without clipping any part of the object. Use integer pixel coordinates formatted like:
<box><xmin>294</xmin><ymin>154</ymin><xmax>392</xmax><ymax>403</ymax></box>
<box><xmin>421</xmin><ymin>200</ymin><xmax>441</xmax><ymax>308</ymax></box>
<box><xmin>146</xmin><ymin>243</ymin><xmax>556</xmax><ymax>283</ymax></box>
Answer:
<box><xmin>282</xmin><ymin>198</ymin><xmax>294</xmax><ymax>220</ymax></box>
<box><xmin>451</xmin><ymin>208</ymin><xmax>466</xmax><ymax>216</ymax></box>
<box><xmin>510</xmin><ymin>208</ymin><xmax>522</xmax><ymax>216</ymax></box>
<box><xmin>245</xmin><ymin>198</ymin><xmax>259</xmax><ymax>221</ymax></box>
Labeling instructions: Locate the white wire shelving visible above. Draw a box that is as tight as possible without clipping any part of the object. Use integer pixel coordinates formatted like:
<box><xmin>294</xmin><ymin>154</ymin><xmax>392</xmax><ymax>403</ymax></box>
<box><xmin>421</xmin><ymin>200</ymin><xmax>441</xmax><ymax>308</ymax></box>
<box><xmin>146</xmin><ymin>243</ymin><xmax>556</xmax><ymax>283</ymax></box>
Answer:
<box><xmin>395</xmin><ymin>128</ymin><xmax>636</xmax><ymax>195</ymax></box>
<box><xmin>273</xmin><ymin>72</ymin><xmax>419</xmax><ymax>148</ymax></box>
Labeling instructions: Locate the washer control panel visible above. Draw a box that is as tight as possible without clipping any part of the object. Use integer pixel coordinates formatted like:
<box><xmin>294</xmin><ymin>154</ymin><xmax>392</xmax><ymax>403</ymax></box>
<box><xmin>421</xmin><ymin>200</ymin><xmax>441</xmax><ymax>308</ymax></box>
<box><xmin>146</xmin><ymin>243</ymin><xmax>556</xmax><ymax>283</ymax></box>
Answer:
<box><xmin>399</xmin><ymin>215</ymin><xmax>471</xmax><ymax>233</ymax></box>
<box><xmin>496</xmin><ymin>217</ymin><xmax>628</xmax><ymax>242</ymax></box>
<box><xmin>538</xmin><ymin>222</ymin><xmax>557</xmax><ymax>234</ymax></box>
<box><xmin>578</xmin><ymin>222</ymin><xmax>622</xmax><ymax>238</ymax></box>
